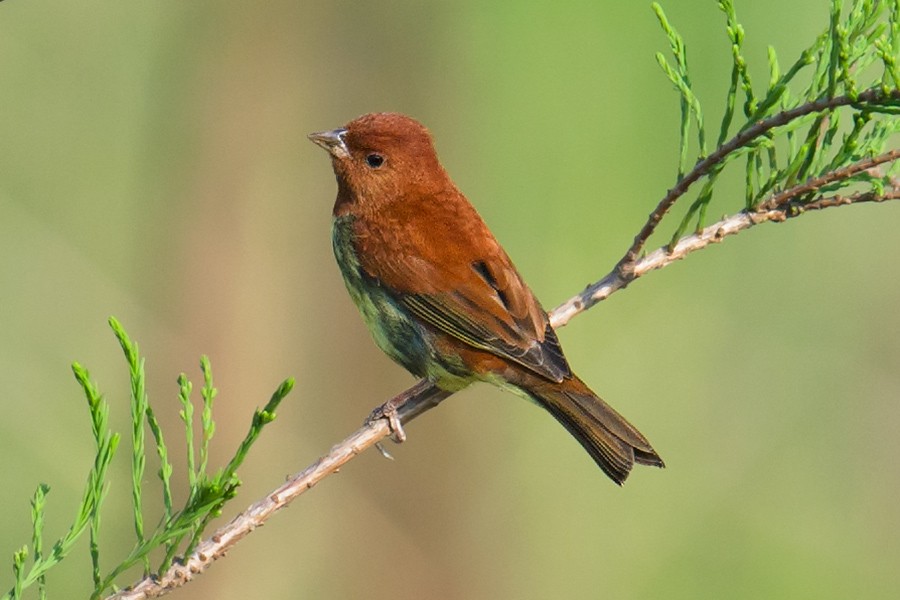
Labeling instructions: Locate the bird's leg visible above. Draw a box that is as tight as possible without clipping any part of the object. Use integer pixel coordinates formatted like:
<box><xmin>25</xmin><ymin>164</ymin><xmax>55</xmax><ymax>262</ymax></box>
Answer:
<box><xmin>366</xmin><ymin>379</ymin><xmax>438</xmax><ymax>458</ymax></box>
<box><xmin>371</xmin><ymin>399</ymin><xmax>406</xmax><ymax>442</ymax></box>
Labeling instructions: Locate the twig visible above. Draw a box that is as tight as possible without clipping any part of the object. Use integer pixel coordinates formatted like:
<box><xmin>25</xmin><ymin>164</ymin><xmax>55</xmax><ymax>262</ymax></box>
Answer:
<box><xmin>104</xmin><ymin>381</ymin><xmax>449</xmax><ymax>600</ymax></box>
<box><xmin>755</xmin><ymin>148</ymin><xmax>900</xmax><ymax>211</ymax></box>
<box><xmin>104</xmin><ymin>165</ymin><xmax>899</xmax><ymax>599</ymax></box>
<box><xmin>105</xmin><ymin>419</ymin><xmax>393</xmax><ymax>600</ymax></box>
<box><xmin>554</xmin><ymin>187</ymin><xmax>900</xmax><ymax>327</ymax></box>
<box><xmin>615</xmin><ymin>87</ymin><xmax>900</xmax><ymax>277</ymax></box>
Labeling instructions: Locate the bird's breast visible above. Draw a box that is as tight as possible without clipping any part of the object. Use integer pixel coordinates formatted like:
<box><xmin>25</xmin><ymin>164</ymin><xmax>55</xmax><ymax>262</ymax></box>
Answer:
<box><xmin>331</xmin><ymin>216</ymin><xmax>409</xmax><ymax>351</ymax></box>
<box><xmin>331</xmin><ymin>215</ymin><xmax>473</xmax><ymax>390</ymax></box>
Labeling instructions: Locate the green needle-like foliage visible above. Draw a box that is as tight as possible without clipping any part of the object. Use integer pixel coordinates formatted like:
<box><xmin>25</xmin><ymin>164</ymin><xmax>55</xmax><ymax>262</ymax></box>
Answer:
<box><xmin>109</xmin><ymin>317</ymin><xmax>151</xmax><ymax>576</ymax></box>
<box><xmin>2</xmin><ymin>364</ymin><xmax>120</xmax><ymax>600</ymax></box>
<box><xmin>30</xmin><ymin>484</ymin><xmax>49</xmax><ymax>600</ymax></box>
<box><xmin>649</xmin><ymin>0</ymin><xmax>899</xmax><ymax>252</ymax></box>
<box><xmin>1</xmin><ymin>319</ymin><xmax>291</xmax><ymax>599</ymax></box>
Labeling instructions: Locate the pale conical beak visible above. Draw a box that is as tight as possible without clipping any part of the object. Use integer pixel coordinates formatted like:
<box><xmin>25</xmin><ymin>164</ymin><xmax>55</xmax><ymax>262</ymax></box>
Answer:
<box><xmin>308</xmin><ymin>127</ymin><xmax>349</xmax><ymax>159</ymax></box>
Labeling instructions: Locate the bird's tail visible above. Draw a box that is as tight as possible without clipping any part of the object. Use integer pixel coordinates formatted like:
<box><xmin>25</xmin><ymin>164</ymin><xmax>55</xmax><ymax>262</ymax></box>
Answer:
<box><xmin>525</xmin><ymin>375</ymin><xmax>664</xmax><ymax>485</ymax></box>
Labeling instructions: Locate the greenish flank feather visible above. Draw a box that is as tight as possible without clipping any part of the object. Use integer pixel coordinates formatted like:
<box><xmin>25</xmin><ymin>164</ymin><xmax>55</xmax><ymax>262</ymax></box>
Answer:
<box><xmin>332</xmin><ymin>215</ymin><xmax>474</xmax><ymax>391</ymax></box>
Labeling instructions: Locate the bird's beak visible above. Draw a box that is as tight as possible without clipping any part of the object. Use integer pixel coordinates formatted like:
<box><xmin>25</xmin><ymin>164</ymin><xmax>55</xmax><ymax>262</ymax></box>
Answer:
<box><xmin>308</xmin><ymin>127</ymin><xmax>349</xmax><ymax>159</ymax></box>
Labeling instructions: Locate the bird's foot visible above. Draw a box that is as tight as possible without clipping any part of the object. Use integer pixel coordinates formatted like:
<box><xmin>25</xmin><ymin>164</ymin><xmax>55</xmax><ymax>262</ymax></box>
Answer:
<box><xmin>365</xmin><ymin>379</ymin><xmax>441</xmax><ymax>459</ymax></box>
<box><xmin>366</xmin><ymin>398</ymin><xmax>407</xmax><ymax>460</ymax></box>
<box><xmin>368</xmin><ymin>399</ymin><xmax>406</xmax><ymax>442</ymax></box>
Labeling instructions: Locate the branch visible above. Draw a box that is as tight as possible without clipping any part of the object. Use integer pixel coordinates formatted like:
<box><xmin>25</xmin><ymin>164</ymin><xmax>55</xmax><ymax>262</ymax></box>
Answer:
<box><xmin>106</xmin><ymin>418</ymin><xmax>396</xmax><ymax>600</ymax></box>
<box><xmin>104</xmin><ymin>379</ymin><xmax>448</xmax><ymax>600</ymax></box>
<box><xmin>104</xmin><ymin>158</ymin><xmax>899</xmax><ymax>599</ymax></box>
<box><xmin>554</xmin><ymin>186</ymin><xmax>900</xmax><ymax>328</ymax></box>
<box><xmin>615</xmin><ymin>87</ymin><xmax>900</xmax><ymax>276</ymax></box>
<box><xmin>755</xmin><ymin>148</ymin><xmax>900</xmax><ymax>211</ymax></box>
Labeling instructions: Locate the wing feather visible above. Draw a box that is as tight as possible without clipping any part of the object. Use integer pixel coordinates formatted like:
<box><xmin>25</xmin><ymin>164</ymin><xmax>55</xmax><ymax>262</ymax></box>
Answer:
<box><xmin>354</xmin><ymin>192</ymin><xmax>572</xmax><ymax>383</ymax></box>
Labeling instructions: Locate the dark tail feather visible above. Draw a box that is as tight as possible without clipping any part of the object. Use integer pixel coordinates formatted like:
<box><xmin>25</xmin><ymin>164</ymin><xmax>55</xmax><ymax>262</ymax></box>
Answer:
<box><xmin>527</xmin><ymin>376</ymin><xmax>664</xmax><ymax>485</ymax></box>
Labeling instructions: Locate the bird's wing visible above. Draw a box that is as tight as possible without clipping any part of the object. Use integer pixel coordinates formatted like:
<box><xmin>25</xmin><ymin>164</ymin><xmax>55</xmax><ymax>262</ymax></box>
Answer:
<box><xmin>356</xmin><ymin>209</ymin><xmax>571</xmax><ymax>383</ymax></box>
<box><xmin>399</xmin><ymin>269</ymin><xmax>571</xmax><ymax>383</ymax></box>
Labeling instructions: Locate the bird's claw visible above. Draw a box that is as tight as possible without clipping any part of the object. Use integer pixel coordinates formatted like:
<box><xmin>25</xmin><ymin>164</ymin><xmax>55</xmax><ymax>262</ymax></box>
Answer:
<box><xmin>367</xmin><ymin>400</ymin><xmax>406</xmax><ymax>460</ymax></box>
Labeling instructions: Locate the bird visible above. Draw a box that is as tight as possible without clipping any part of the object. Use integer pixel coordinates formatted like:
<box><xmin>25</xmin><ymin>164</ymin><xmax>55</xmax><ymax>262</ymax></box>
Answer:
<box><xmin>309</xmin><ymin>112</ymin><xmax>663</xmax><ymax>485</ymax></box>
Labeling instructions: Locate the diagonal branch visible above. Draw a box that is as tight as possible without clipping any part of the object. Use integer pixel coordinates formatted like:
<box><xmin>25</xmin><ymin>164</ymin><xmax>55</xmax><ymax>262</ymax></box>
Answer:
<box><xmin>615</xmin><ymin>87</ymin><xmax>900</xmax><ymax>277</ymax></box>
<box><xmin>105</xmin><ymin>154</ymin><xmax>899</xmax><ymax>599</ymax></box>
<box><xmin>755</xmin><ymin>148</ymin><xmax>900</xmax><ymax>211</ymax></box>
<box><xmin>553</xmin><ymin>187</ymin><xmax>900</xmax><ymax>328</ymax></box>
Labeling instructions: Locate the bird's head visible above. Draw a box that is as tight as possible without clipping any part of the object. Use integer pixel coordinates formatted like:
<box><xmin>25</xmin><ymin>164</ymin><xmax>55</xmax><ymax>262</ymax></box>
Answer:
<box><xmin>309</xmin><ymin>112</ymin><xmax>449</xmax><ymax>215</ymax></box>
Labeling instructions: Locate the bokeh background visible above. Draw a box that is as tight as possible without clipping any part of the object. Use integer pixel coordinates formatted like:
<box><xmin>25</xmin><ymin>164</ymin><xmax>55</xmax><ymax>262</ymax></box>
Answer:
<box><xmin>1</xmin><ymin>1</ymin><xmax>898</xmax><ymax>598</ymax></box>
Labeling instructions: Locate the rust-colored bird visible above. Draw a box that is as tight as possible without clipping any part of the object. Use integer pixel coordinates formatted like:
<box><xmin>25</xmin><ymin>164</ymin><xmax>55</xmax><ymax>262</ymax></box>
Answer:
<box><xmin>309</xmin><ymin>113</ymin><xmax>663</xmax><ymax>484</ymax></box>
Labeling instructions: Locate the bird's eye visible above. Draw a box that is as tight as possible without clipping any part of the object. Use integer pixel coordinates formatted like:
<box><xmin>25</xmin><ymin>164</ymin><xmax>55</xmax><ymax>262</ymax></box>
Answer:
<box><xmin>365</xmin><ymin>153</ymin><xmax>385</xmax><ymax>168</ymax></box>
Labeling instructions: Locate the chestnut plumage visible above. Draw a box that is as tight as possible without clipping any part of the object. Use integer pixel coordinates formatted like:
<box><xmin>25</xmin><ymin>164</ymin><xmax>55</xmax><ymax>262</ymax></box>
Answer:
<box><xmin>309</xmin><ymin>112</ymin><xmax>663</xmax><ymax>484</ymax></box>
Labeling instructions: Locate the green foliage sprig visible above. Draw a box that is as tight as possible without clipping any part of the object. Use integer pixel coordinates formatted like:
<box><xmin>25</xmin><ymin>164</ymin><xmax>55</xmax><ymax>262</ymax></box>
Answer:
<box><xmin>622</xmin><ymin>0</ymin><xmax>900</xmax><ymax>271</ymax></box>
<box><xmin>1</xmin><ymin>318</ymin><xmax>292</xmax><ymax>600</ymax></box>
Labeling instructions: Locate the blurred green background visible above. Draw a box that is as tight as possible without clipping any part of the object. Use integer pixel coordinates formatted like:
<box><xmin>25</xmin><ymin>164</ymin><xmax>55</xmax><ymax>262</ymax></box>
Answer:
<box><xmin>1</xmin><ymin>1</ymin><xmax>898</xmax><ymax>598</ymax></box>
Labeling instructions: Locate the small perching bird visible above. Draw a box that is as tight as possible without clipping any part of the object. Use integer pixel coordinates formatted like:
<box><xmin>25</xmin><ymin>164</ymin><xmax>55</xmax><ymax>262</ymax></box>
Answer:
<box><xmin>309</xmin><ymin>113</ymin><xmax>663</xmax><ymax>485</ymax></box>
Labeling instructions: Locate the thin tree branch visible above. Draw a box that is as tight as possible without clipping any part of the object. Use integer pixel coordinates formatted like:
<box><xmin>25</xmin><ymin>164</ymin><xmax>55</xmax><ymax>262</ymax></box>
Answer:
<box><xmin>104</xmin><ymin>154</ymin><xmax>899</xmax><ymax>598</ymax></box>
<box><xmin>554</xmin><ymin>187</ymin><xmax>900</xmax><ymax>327</ymax></box>
<box><xmin>755</xmin><ymin>148</ymin><xmax>900</xmax><ymax>211</ymax></box>
<box><xmin>106</xmin><ymin>419</ymin><xmax>394</xmax><ymax>599</ymax></box>
<box><xmin>614</xmin><ymin>87</ymin><xmax>900</xmax><ymax>277</ymax></box>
